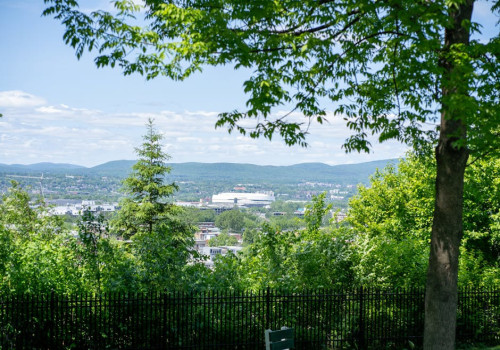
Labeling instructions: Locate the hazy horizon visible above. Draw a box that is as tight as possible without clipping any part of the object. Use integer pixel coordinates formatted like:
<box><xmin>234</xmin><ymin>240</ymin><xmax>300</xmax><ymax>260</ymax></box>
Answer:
<box><xmin>0</xmin><ymin>157</ymin><xmax>398</xmax><ymax>168</ymax></box>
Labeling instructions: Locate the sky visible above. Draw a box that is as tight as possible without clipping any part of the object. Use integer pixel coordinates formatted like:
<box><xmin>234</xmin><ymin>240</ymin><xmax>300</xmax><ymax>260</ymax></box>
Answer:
<box><xmin>0</xmin><ymin>0</ymin><xmax>497</xmax><ymax>167</ymax></box>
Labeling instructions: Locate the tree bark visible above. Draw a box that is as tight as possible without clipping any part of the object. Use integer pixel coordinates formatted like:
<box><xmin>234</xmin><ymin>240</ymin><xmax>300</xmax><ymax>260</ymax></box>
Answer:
<box><xmin>424</xmin><ymin>1</ymin><xmax>473</xmax><ymax>349</ymax></box>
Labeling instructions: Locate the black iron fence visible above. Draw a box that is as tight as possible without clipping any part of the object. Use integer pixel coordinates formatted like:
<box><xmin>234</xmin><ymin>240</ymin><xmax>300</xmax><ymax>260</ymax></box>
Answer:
<box><xmin>0</xmin><ymin>287</ymin><xmax>498</xmax><ymax>349</ymax></box>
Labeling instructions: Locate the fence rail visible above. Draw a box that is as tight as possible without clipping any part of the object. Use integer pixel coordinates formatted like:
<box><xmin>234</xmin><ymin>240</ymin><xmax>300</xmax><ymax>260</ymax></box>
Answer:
<box><xmin>0</xmin><ymin>288</ymin><xmax>498</xmax><ymax>349</ymax></box>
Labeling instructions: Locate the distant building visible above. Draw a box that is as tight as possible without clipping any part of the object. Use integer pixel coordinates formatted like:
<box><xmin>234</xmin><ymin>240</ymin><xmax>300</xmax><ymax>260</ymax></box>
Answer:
<box><xmin>200</xmin><ymin>246</ymin><xmax>244</xmax><ymax>267</ymax></box>
<box><xmin>49</xmin><ymin>201</ymin><xmax>118</xmax><ymax>216</ymax></box>
<box><xmin>194</xmin><ymin>239</ymin><xmax>207</xmax><ymax>251</ymax></box>
<box><xmin>294</xmin><ymin>208</ymin><xmax>305</xmax><ymax>218</ymax></box>
<box><xmin>212</xmin><ymin>191</ymin><xmax>275</xmax><ymax>207</ymax></box>
<box><xmin>333</xmin><ymin>211</ymin><xmax>348</xmax><ymax>222</ymax></box>
<box><xmin>176</xmin><ymin>199</ymin><xmax>207</xmax><ymax>207</ymax></box>
<box><xmin>194</xmin><ymin>223</ymin><xmax>221</xmax><ymax>242</ymax></box>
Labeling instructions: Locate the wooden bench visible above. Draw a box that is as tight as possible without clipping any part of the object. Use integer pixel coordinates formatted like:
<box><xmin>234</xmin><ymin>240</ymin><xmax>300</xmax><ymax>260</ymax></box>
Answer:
<box><xmin>265</xmin><ymin>327</ymin><xmax>294</xmax><ymax>350</ymax></box>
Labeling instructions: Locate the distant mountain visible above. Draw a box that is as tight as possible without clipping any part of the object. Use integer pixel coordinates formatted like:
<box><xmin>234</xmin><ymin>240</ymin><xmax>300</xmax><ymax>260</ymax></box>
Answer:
<box><xmin>0</xmin><ymin>162</ymin><xmax>85</xmax><ymax>174</ymax></box>
<box><xmin>0</xmin><ymin>159</ymin><xmax>397</xmax><ymax>185</ymax></box>
<box><xmin>88</xmin><ymin>160</ymin><xmax>136</xmax><ymax>175</ymax></box>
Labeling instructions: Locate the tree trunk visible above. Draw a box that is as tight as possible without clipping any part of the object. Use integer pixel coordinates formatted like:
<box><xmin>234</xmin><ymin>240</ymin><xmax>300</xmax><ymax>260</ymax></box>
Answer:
<box><xmin>423</xmin><ymin>1</ymin><xmax>473</xmax><ymax>349</ymax></box>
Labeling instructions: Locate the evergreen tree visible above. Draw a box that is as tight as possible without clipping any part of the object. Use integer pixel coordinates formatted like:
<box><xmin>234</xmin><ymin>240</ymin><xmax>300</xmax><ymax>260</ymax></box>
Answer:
<box><xmin>111</xmin><ymin>118</ymin><xmax>200</xmax><ymax>290</ymax></box>
<box><xmin>111</xmin><ymin>118</ymin><xmax>178</xmax><ymax>238</ymax></box>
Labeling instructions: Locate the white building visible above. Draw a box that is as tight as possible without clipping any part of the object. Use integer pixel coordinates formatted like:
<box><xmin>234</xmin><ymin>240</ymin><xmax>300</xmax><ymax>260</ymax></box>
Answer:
<box><xmin>211</xmin><ymin>191</ymin><xmax>275</xmax><ymax>207</ymax></box>
<box><xmin>200</xmin><ymin>246</ymin><xmax>244</xmax><ymax>267</ymax></box>
<box><xmin>49</xmin><ymin>201</ymin><xmax>118</xmax><ymax>216</ymax></box>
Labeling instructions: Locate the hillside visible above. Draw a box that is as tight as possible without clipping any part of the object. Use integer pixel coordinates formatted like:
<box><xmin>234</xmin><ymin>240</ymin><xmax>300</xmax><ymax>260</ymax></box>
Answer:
<box><xmin>0</xmin><ymin>159</ymin><xmax>397</xmax><ymax>185</ymax></box>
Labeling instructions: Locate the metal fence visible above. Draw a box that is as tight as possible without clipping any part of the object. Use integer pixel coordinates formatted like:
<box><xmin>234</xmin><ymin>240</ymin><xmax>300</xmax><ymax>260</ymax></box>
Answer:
<box><xmin>0</xmin><ymin>287</ymin><xmax>498</xmax><ymax>349</ymax></box>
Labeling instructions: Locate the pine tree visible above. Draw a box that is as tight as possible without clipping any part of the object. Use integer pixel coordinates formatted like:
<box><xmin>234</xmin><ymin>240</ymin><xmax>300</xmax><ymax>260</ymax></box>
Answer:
<box><xmin>112</xmin><ymin>118</ymin><xmax>178</xmax><ymax>238</ymax></box>
<box><xmin>111</xmin><ymin>119</ymin><xmax>198</xmax><ymax>290</ymax></box>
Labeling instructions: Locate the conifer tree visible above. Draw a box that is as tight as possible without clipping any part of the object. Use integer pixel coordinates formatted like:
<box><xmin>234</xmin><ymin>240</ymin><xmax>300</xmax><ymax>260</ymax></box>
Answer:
<box><xmin>112</xmin><ymin>118</ymin><xmax>178</xmax><ymax>238</ymax></box>
<box><xmin>112</xmin><ymin>118</ymin><xmax>198</xmax><ymax>290</ymax></box>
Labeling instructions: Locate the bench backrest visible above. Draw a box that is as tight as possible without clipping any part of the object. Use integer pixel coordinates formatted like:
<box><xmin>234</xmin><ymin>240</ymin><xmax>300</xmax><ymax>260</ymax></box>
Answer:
<box><xmin>265</xmin><ymin>327</ymin><xmax>294</xmax><ymax>350</ymax></box>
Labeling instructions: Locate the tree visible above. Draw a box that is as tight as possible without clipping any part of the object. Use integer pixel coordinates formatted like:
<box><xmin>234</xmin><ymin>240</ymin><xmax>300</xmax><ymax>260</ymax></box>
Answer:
<box><xmin>348</xmin><ymin>152</ymin><xmax>499</xmax><ymax>288</ymax></box>
<box><xmin>77</xmin><ymin>210</ymin><xmax>138</xmax><ymax>293</ymax></box>
<box><xmin>182</xmin><ymin>207</ymin><xmax>217</xmax><ymax>226</ymax></box>
<box><xmin>215</xmin><ymin>209</ymin><xmax>246</xmax><ymax>232</ymax></box>
<box><xmin>111</xmin><ymin>118</ymin><xmax>199</xmax><ymax>290</ymax></box>
<box><xmin>242</xmin><ymin>228</ymin><xmax>258</xmax><ymax>245</ymax></box>
<box><xmin>111</xmin><ymin>118</ymin><xmax>178</xmax><ymax>238</ymax></box>
<box><xmin>458</xmin><ymin>156</ymin><xmax>500</xmax><ymax>287</ymax></box>
<box><xmin>132</xmin><ymin>214</ymin><xmax>198</xmax><ymax>290</ymax></box>
<box><xmin>207</xmin><ymin>231</ymin><xmax>238</xmax><ymax>246</ymax></box>
<box><xmin>43</xmin><ymin>1</ymin><xmax>499</xmax><ymax>348</ymax></box>
<box><xmin>0</xmin><ymin>181</ymin><xmax>84</xmax><ymax>294</ymax></box>
<box><xmin>348</xmin><ymin>154</ymin><xmax>438</xmax><ymax>288</ymax></box>
<box><xmin>0</xmin><ymin>181</ymin><xmax>40</xmax><ymax>239</ymax></box>
<box><xmin>236</xmin><ymin>194</ymin><xmax>355</xmax><ymax>290</ymax></box>
<box><xmin>77</xmin><ymin>210</ymin><xmax>107</xmax><ymax>292</ymax></box>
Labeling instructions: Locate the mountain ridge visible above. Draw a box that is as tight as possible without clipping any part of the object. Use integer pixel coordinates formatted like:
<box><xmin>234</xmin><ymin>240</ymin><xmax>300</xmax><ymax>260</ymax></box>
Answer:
<box><xmin>0</xmin><ymin>159</ymin><xmax>397</xmax><ymax>184</ymax></box>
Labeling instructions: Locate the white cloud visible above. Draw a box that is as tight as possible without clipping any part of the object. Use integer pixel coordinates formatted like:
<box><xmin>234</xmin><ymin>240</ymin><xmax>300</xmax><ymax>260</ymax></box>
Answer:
<box><xmin>177</xmin><ymin>137</ymin><xmax>203</xmax><ymax>143</ymax></box>
<box><xmin>0</xmin><ymin>91</ymin><xmax>46</xmax><ymax>108</ymax></box>
<box><xmin>35</xmin><ymin>106</ymin><xmax>67</xmax><ymax>114</ymax></box>
<box><xmin>0</xmin><ymin>95</ymin><xmax>408</xmax><ymax>167</ymax></box>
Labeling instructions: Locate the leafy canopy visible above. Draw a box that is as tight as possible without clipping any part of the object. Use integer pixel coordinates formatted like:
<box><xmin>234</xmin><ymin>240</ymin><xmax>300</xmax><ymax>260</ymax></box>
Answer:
<box><xmin>348</xmin><ymin>152</ymin><xmax>500</xmax><ymax>288</ymax></box>
<box><xmin>223</xmin><ymin>193</ymin><xmax>355</xmax><ymax>291</ymax></box>
<box><xmin>43</xmin><ymin>0</ymin><xmax>499</xmax><ymax>154</ymax></box>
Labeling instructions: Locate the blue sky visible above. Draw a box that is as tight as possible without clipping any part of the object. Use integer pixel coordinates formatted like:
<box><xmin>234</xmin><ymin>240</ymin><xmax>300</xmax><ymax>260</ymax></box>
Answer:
<box><xmin>0</xmin><ymin>0</ymin><xmax>497</xmax><ymax>167</ymax></box>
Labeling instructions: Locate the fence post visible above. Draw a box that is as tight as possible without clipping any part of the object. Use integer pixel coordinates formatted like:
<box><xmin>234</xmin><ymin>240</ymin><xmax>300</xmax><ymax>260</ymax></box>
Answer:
<box><xmin>358</xmin><ymin>286</ymin><xmax>365</xmax><ymax>350</ymax></box>
<box><xmin>49</xmin><ymin>291</ymin><xmax>55</xmax><ymax>349</ymax></box>
<box><xmin>266</xmin><ymin>287</ymin><xmax>271</xmax><ymax>330</ymax></box>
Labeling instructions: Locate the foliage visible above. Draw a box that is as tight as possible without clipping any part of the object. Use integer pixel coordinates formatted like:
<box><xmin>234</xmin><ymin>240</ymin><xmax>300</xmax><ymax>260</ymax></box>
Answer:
<box><xmin>76</xmin><ymin>210</ymin><xmax>140</xmax><ymax>293</ymax></box>
<box><xmin>0</xmin><ymin>121</ymin><xmax>205</xmax><ymax>294</ymax></box>
<box><xmin>42</xmin><ymin>0</ymin><xmax>498</xmax><ymax>154</ymax></box>
<box><xmin>215</xmin><ymin>209</ymin><xmax>257</xmax><ymax>233</ymax></box>
<box><xmin>242</xmin><ymin>227</ymin><xmax>258</xmax><ymax>245</ymax></box>
<box><xmin>267</xmin><ymin>214</ymin><xmax>304</xmax><ymax>231</ymax></box>
<box><xmin>347</xmin><ymin>155</ymin><xmax>433</xmax><ymax>288</ymax></box>
<box><xmin>0</xmin><ymin>155</ymin><xmax>497</xmax><ymax>297</ymax></box>
<box><xmin>207</xmin><ymin>231</ymin><xmax>238</xmax><ymax>247</ymax></box>
<box><xmin>0</xmin><ymin>224</ymin><xmax>13</xmax><ymax>282</ymax></box>
<box><xmin>132</xmin><ymin>210</ymin><xmax>198</xmax><ymax>291</ymax></box>
<box><xmin>7</xmin><ymin>232</ymin><xmax>84</xmax><ymax>294</ymax></box>
<box><xmin>459</xmin><ymin>157</ymin><xmax>500</xmax><ymax>287</ymax></box>
<box><xmin>181</xmin><ymin>207</ymin><xmax>216</xmax><ymax>226</ymax></box>
<box><xmin>220</xmin><ymin>154</ymin><xmax>498</xmax><ymax>291</ymax></box>
<box><xmin>0</xmin><ymin>180</ymin><xmax>196</xmax><ymax>294</ymax></box>
<box><xmin>0</xmin><ymin>181</ymin><xmax>42</xmax><ymax>239</ymax></box>
<box><xmin>347</xmin><ymin>152</ymin><xmax>499</xmax><ymax>288</ymax></box>
<box><xmin>205</xmin><ymin>252</ymin><xmax>245</xmax><ymax>290</ymax></box>
<box><xmin>111</xmin><ymin>118</ymin><xmax>178</xmax><ymax>238</ymax></box>
<box><xmin>77</xmin><ymin>210</ymin><xmax>107</xmax><ymax>291</ymax></box>
<box><xmin>0</xmin><ymin>182</ymin><xmax>84</xmax><ymax>294</ymax></box>
<box><xmin>237</xmin><ymin>223</ymin><xmax>298</xmax><ymax>290</ymax></box>
<box><xmin>269</xmin><ymin>201</ymin><xmax>302</xmax><ymax>214</ymax></box>
<box><xmin>107</xmin><ymin>119</ymin><xmax>201</xmax><ymax>290</ymax></box>
<box><xmin>232</xmin><ymin>193</ymin><xmax>355</xmax><ymax>291</ymax></box>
